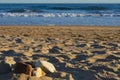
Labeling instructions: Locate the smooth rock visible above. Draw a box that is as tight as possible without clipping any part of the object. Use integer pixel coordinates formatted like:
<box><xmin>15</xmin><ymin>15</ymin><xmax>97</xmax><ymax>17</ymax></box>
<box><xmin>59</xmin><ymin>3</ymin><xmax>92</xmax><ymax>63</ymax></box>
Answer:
<box><xmin>33</xmin><ymin>60</ymin><xmax>57</xmax><ymax>73</ymax></box>
<box><xmin>0</xmin><ymin>61</ymin><xmax>12</xmax><ymax>74</ymax></box>
<box><xmin>14</xmin><ymin>62</ymin><xmax>33</xmax><ymax>76</ymax></box>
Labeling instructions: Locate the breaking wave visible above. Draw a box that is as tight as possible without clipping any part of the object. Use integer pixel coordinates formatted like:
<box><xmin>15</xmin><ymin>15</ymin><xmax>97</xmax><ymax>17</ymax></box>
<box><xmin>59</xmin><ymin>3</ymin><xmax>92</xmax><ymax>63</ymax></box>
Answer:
<box><xmin>0</xmin><ymin>13</ymin><xmax>120</xmax><ymax>17</ymax></box>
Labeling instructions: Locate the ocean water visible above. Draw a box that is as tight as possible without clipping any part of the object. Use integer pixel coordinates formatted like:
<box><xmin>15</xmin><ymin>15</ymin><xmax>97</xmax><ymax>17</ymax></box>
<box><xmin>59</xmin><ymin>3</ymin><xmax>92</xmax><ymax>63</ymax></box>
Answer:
<box><xmin>0</xmin><ymin>4</ymin><xmax>120</xmax><ymax>26</ymax></box>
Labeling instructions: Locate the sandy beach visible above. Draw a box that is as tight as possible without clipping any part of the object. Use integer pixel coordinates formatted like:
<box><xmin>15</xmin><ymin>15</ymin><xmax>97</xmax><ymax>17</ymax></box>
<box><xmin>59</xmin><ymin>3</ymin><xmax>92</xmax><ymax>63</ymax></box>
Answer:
<box><xmin>0</xmin><ymin>26</ymin><xmax>120</xmax><ymax>80</ymax></box>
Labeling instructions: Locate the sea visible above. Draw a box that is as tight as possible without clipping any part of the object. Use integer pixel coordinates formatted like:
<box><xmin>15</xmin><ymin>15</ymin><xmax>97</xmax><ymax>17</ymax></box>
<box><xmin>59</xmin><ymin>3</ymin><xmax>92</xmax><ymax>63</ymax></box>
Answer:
<box><xmin>0</xmin><ymin>4</ymin><xmax>120</xmax><ymax>26</ymax></box>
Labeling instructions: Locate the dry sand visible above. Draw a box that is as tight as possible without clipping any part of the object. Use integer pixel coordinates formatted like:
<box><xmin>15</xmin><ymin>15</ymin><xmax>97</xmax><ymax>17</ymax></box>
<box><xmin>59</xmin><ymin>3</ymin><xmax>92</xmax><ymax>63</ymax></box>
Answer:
<box><xmin>0</xmin><ymin>26</ymin><xmax>120</xmax><ymax>80</ymax></box>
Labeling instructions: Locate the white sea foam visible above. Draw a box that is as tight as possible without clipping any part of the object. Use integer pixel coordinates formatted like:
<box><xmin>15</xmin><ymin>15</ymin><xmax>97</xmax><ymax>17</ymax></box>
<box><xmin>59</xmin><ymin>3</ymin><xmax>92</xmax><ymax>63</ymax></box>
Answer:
<box><xmin>0</xmin><ymin>13</ymin><xmax>120</xmax><ymax>17</ymax></box>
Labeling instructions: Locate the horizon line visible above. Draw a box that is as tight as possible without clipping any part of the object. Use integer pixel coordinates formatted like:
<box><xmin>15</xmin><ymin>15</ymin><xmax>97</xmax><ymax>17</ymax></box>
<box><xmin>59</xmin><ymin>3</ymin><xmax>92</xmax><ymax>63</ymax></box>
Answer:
<box><xmin>0</xmin><ymin>3</ymin><xmax>120</xmax><ymax>4</ymax></box>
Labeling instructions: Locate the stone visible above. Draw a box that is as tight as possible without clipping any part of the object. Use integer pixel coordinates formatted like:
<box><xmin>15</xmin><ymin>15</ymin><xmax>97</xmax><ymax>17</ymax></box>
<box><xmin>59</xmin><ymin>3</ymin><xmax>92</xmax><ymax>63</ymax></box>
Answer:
<box><xmin>33</xmin><ymin>60</ymin><xmax>57</xmax><ymax>73</ymax></box>
<box><xmin>0</xmin><ymin>61</ymin><xmax>12</xmax><ymax>74</ymax></box>
<box><xmin>32</xmin><ymin>67</ymin><xmax>46</xmax><ymax>77</ymax></box>
<box><xmin>14</xmin><ymin>62</ymin><xmax>33</xmax><ymax>76</ymax></box>
<box><xmin>0</xmin><ymin>72</ymin><xmax>13</xmax><ymax>80</ymax></box>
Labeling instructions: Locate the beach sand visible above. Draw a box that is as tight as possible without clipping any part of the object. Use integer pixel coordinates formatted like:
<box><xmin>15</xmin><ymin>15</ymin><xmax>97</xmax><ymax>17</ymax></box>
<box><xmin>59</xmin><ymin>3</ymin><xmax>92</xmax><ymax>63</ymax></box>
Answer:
<box><xmin>0</xmin><ymin>26</ymin><xmax>120</xmax><ymax>80</ymax></box>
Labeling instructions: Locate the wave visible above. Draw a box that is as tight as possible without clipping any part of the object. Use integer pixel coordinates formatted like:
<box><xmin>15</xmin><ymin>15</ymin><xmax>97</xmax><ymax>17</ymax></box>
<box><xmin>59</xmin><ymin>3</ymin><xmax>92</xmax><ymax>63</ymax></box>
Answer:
<box><xmin>0</xmin><ymin>13</ymin><xmax>120</xmax><ymax>17</ymax></box>
<box><xmin>48</xmin><ymin>6</ymin><xmax>109</xmax><ymax>11</ymax></box>
<box><xmin>80</xmin><ymin>6</ymin><xmax>109</xmax><ymax>10</ymax></box>
<box><xmin>49</xmin><ymin>7</ymin><xmax>72</xmax><ymax>10</ymax></box>
<box><xmin>7</xmin><ymin>9</ymin><xmax>43</xmax><ymax>13</ymax></box>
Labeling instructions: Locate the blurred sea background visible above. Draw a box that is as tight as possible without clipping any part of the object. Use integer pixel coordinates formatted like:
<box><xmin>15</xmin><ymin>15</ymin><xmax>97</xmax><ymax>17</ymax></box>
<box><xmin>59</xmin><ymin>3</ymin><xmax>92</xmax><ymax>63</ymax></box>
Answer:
<box><xmin>0</xmin><ymin>4</ymin><xmax>120</xmax><ymax>26</ymax></box>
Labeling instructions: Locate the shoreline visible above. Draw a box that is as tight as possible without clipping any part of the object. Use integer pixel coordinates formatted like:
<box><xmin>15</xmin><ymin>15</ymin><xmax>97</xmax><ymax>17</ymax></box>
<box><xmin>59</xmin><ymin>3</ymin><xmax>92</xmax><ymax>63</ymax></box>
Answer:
<box><xmin>0</xmin><ymin>26</ymin><xmax>120</xmax><ymax>39</ymax></box>
<box><xmin>0</xmin><ymin>26</ymin><xmax>120</xmax><ymax>36</ymax></box>
<box><xmin>0</xmin><ymin>25</ymin><xmax>120</xmax><ymax>27</ymax></box>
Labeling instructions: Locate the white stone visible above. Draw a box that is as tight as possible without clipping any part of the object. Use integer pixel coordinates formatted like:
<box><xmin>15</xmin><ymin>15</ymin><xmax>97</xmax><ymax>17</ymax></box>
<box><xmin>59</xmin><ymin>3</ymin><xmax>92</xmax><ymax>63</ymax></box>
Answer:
<box><xmin>33</xmin><ymin>60</ymin><xmax>57</xmax><ymax>73</ymax></box>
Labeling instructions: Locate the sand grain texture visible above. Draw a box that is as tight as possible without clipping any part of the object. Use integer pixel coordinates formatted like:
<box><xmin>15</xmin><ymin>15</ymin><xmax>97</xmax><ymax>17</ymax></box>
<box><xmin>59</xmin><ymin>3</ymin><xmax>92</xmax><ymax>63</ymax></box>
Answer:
<box><xmin>0</xmin><ymin>26</ymin><xmax>120</xmax><ymax>80</ymax></box>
